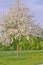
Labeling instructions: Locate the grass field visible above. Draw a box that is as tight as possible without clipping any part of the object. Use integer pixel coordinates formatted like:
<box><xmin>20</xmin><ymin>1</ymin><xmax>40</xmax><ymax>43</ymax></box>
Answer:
<box><xmin>0</xmin><ymin>50</ymin><xmax>43</xmax><ymax>65</ymax></box>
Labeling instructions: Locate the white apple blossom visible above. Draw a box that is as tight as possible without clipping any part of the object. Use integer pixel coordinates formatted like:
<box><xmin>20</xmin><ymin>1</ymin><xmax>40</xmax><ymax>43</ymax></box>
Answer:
<box><xmin>0</xmin><ymin>0</ymin><xmax>41</xmax><ymax>45</ymax></box>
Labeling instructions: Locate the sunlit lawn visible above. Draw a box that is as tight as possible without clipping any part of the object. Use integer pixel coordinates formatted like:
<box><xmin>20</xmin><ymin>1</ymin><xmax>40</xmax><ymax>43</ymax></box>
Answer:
<box><xmin>0</xmin><ymin>50</ymin><xmax>43</xmax><ymax>65</ymax></box>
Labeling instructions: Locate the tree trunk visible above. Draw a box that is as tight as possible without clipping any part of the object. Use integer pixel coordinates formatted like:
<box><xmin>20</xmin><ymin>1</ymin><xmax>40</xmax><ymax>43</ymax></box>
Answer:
<box><xmin>12</xmin><ymin>44</ymin><xmax>14</xmax><ymax>56</ymax></box>
<box><xmin>17</xmin><ymin>44</ymin><xmax>19</xmax><ymax>58</ymax></box>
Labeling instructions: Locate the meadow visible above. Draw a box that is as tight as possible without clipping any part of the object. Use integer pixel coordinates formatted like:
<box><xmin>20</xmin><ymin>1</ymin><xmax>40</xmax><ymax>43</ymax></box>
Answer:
<box><xmin>0</xmin><ymin>50</ymin><xmax>43</xmax><ymax>65</ymax></box>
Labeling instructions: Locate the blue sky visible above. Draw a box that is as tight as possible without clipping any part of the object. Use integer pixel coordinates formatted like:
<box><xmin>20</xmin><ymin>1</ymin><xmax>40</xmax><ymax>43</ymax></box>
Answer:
<box><xmin>0</xmin><ymin>0</ymin><xmax>43</xmax><ymax>28</ymax></box>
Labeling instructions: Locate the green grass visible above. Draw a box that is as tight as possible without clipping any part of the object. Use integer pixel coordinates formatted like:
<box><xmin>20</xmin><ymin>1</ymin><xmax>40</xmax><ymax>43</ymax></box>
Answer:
<box><xmin>0</xmin><ymin>50</ymin><xmax>43</xmax><ymax>65</ymax></box>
